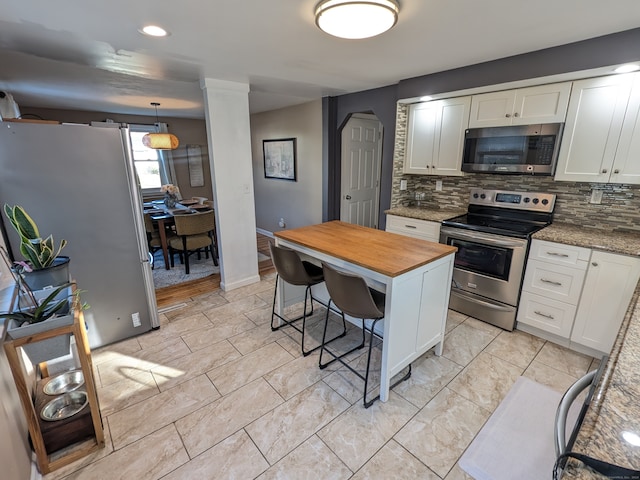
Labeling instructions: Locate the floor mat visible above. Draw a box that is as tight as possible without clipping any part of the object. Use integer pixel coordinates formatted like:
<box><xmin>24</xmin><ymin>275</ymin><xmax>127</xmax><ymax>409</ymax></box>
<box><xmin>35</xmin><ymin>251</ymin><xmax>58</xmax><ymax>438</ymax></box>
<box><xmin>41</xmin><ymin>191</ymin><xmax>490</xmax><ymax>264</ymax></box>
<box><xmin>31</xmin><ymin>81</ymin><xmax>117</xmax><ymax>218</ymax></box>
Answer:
<box><xmin>459</xmin><ymin>376</ymin><xmax>580</xmax><ymax>480</ymax></box>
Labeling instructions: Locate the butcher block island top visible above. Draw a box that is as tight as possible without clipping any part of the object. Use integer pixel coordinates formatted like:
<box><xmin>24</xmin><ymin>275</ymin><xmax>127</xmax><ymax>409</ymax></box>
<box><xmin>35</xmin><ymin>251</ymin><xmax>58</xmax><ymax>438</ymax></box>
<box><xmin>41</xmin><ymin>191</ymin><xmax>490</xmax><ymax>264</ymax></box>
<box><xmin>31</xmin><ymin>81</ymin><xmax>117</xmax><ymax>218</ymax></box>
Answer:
<box><xmin>274</xmin><ymin>220</ymin><xmax>457</xmax><ymax>277</ymax></box>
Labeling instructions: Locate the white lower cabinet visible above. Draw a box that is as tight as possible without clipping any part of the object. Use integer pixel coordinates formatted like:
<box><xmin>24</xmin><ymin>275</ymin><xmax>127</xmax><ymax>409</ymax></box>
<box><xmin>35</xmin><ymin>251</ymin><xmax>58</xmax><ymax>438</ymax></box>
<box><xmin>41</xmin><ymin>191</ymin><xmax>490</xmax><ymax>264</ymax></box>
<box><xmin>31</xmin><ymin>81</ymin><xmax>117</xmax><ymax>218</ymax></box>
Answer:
<box><xmin>385</xmin><ymin>214</ymin><xmax>440</xmax><ymax>243</ymax></box>
<box><xmin>517</xmin><ymin>292</ymin><xmax>578</xmax><ymax>338</ymax></box>
<box><xmin>517</xmin><ymin>240</ymin><xmax>640</xmax><ymax>356</ymax></box>
<box><xmin>570</xmin><ymin>250</ymin><xmax>640</xmax><ymax>353</ymax></box>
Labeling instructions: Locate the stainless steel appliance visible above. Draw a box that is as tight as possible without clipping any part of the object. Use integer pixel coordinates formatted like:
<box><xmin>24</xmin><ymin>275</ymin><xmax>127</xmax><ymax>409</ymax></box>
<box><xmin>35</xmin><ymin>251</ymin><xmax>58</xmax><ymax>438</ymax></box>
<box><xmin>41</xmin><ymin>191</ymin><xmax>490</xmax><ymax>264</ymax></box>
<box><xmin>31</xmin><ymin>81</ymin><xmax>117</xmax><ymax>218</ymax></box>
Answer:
<box><xmin>462</xmin><ymin>123</ymin><xmax>563</xmax><ymax>175</ymax></box>
<box><xmin>0</xmin><ymin>121</ymin><xmax>160</xmax><ymax>348</ymax></box>
<box><xmin>440</xmin><ymin>188</ymin><xmax>555</xmax><ymax>330</ymax></box>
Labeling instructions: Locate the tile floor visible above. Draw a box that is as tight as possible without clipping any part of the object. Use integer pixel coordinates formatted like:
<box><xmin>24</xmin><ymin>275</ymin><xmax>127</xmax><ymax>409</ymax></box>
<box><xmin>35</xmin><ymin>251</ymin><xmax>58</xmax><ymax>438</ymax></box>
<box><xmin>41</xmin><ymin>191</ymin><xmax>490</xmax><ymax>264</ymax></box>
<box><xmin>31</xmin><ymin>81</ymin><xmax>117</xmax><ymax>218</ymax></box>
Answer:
<box><xmin>44</xmin><ymin>272</ymin><xmax>598</xmax><ymax>480</ymax></box>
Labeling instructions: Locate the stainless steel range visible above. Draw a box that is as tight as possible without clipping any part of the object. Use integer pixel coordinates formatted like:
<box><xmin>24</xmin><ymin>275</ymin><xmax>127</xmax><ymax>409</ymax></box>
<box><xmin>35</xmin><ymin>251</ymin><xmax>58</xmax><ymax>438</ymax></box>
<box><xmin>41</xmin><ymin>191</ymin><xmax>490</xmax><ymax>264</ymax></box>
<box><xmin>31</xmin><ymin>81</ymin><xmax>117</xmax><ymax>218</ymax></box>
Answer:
<box><xmin>440</xmin><ymin>188</ymin><xmax>556</xmax><ymax>330</ymax></box>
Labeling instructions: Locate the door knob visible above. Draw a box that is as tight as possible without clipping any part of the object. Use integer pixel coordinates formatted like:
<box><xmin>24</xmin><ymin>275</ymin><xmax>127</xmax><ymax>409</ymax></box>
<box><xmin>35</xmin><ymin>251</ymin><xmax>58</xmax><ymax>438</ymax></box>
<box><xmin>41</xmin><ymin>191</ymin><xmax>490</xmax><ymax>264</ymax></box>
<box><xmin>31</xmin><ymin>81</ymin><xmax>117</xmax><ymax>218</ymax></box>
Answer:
<box><xmin>345</xmin><ymin>195</ymin><xmax>352</xmax><ymax>200</ymax></box>
<box><xmin>602</xmin><ymin>169</ymin><xmax>608</xmax><ymax>174</ymax></box>
<box><xmin>513</xmin><ymin>112</ymin><xmax>519</xmax><ymax>117</ymax></box>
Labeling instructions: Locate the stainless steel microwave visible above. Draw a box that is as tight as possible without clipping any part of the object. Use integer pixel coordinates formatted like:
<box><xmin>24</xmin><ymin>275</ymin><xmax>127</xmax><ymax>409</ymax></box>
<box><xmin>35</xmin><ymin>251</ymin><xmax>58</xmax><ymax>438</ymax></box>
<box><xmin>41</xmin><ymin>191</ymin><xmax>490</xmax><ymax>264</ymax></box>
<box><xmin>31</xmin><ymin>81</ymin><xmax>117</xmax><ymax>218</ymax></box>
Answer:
<box><xmin>461</xmin><ymin>123</ymin><xmax>563</xmax><ymax>175</ymax></box>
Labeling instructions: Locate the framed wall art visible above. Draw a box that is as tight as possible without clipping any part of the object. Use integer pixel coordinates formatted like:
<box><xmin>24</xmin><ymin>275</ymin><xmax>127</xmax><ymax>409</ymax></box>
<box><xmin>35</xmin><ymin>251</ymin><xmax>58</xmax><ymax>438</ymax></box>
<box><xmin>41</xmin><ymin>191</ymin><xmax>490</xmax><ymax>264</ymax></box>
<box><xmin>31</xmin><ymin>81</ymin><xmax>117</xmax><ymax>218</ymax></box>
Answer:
<box><xmin>263</xmin><ymin>138</ymin><xmax>297</xmax><ymax>181</ymax></box>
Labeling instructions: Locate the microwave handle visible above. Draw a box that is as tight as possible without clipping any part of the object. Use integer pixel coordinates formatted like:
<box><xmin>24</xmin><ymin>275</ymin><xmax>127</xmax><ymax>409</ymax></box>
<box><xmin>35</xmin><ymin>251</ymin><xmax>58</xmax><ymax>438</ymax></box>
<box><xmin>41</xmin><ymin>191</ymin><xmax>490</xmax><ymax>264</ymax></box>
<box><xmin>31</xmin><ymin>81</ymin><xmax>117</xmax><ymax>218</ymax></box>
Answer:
<box><xmin>440</xmin><ymin>228</ymin><xmax>527</xmax><ymax>249</ymax></box>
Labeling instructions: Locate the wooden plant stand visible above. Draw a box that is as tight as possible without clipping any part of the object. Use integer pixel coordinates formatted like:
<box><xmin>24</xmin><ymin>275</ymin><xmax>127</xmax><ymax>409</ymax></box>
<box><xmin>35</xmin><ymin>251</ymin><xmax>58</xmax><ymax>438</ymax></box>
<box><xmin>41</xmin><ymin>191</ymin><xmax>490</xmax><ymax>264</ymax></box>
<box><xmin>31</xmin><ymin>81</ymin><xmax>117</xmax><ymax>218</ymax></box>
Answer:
<box><xmin>3</xmin><ymin>305</ymin><xmax>104</xmax><ymax>474</ymax></box>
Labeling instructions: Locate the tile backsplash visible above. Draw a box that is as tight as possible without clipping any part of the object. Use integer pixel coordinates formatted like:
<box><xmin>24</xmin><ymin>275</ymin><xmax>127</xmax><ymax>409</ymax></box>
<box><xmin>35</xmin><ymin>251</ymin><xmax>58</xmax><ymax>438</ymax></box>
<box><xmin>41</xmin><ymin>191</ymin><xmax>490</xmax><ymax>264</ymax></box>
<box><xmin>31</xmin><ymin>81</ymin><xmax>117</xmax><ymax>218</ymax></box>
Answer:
<box><xmin>391</xmin><ymin>103</ymin><xmax>640</xmax><ymax>232</ymax></box>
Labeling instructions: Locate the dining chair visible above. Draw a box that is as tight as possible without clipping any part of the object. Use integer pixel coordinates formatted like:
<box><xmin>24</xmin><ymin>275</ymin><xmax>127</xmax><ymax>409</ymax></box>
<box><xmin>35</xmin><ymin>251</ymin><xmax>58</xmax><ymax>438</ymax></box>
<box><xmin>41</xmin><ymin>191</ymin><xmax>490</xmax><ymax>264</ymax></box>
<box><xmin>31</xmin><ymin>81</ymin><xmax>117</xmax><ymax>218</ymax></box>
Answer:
<box><xmin>269</xmin><ymin>242</ymin><xmax>347</xmax><ymax>356</ymax></box>
<box><xmin>143</xmin><ymin>213</ymin><xmax>163</xmax><ymax>269</ymax></box>
<box><xmin>319</xmin><ymin>262</ymin><xmax>412</xmax><ymax>408</ymax></box>
<box><xmin>167</xmin><ymin>210</ymin><xmax>218</xmax><ymax>274</ymax></box>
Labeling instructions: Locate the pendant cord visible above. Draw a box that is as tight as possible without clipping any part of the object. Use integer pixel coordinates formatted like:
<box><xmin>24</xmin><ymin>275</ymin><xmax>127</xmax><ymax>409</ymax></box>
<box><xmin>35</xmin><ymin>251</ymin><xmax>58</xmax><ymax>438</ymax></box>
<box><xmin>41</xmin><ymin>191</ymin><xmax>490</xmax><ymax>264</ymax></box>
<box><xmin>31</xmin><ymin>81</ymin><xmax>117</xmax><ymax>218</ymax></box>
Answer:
<box><xmin>151</xmin><ymin>102</ymin><xmax>161</xmax><ymax>125</ymax></box>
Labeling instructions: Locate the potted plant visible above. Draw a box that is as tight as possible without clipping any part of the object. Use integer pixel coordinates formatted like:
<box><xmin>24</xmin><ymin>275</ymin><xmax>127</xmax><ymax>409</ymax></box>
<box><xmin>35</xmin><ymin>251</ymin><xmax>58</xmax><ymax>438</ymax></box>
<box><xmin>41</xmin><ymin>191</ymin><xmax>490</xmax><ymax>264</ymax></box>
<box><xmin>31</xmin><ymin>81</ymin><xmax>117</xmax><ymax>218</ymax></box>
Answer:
<box><xmin>0</xmin><ymin>281</ymin><xmax>85</xmax><ymax>365</ymax></box>
<box><xmin>3</xmin><ymin>204</ymin><xmax>70</xmax><ymax>290</ymax></box>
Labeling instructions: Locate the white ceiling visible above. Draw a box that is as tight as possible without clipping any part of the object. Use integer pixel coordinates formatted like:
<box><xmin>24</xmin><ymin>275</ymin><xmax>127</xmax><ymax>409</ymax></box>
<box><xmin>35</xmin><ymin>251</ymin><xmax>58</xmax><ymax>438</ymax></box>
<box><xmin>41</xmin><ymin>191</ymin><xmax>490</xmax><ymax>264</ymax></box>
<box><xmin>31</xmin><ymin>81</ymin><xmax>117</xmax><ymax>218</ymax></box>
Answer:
<box><xmin>1</xmin><ymin>0</ymin><xmax>639</xmax><ymax>119</ymax></box>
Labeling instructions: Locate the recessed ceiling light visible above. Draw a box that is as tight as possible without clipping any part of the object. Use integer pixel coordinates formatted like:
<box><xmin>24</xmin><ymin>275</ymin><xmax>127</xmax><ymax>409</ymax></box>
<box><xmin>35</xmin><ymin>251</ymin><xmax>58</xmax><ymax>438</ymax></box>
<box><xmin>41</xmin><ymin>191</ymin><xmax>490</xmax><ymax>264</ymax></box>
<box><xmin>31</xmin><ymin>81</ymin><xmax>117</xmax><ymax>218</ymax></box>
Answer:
<box><xmin>140</xmin><ymin>25</ymin><xmax>170</xmax><ymax>37</ymax></box>
<box><xmin>614</xmin><ymin>64</ymin><xmax>639</xmax><ymax>74</ymax></box>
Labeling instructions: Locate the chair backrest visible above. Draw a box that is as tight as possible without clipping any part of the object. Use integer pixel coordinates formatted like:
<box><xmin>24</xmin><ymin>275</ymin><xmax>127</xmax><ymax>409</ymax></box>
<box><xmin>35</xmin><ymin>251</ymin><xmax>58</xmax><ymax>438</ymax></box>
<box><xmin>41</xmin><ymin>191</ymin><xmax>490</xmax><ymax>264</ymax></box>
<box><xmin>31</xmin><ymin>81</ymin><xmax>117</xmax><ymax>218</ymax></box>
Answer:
<box><xmin>143</xmin><ymin>213</ymin><xmax>157</xmax><ymax>234</ymax></box>
<box><xmin>322</xmin><ymin>262</ymin><xmax>384</xmax><ymax>319</ymax></box>
<box><xmin>269</xmin><ymin>242</ymin><xmax>317</xmax><ymax>287</ymax></box>
<box><xmin>173</xmin><ymin>210</ymin><xmax>215</xmax><ymax>236</ymax></box>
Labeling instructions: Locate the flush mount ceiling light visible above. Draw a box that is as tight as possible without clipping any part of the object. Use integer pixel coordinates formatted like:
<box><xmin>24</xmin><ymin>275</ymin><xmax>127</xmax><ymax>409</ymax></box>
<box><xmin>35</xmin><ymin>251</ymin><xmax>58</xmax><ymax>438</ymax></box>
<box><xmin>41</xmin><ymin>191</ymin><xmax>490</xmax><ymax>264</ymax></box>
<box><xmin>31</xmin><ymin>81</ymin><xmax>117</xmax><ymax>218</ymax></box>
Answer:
<box><xmin>315</xmin><ymin>0</ymin><xmax>400</xmax><ymax>39</ymax></box>
<box><xmin>139</xmin><ymin>25</ymin><xmax>169</xmax><ymax>37</ymax></box>
<box><xmin>142</xmin><ymin>102</ymin><xmax>179</xmax><ymax>150</ymax></box>
<box><xmin>614</xmin><ymin>63</ymin><xmax>640</xmax><ymax>74</ymax></box>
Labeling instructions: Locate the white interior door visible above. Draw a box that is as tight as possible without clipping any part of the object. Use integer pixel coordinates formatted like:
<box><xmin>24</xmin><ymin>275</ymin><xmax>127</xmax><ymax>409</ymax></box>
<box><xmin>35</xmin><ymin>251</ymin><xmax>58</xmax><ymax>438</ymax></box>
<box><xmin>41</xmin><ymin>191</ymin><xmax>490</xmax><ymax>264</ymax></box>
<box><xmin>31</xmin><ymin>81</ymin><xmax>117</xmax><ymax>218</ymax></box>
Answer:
<box><xmin>340</xmin><ymin>114</ymin><xmax>382</xmax><ymax>228</ymax></box>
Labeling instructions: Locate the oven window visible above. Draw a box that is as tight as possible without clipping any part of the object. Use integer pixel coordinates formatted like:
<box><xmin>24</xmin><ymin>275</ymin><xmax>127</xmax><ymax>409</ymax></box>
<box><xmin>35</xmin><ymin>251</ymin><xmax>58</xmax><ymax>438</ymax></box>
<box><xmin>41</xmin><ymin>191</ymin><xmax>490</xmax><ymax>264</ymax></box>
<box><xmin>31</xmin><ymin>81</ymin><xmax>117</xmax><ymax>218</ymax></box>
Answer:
<box><xmin>449</xmin><ymin>238</ymin><xmax>513</xmax><ymax>281</ymax></box>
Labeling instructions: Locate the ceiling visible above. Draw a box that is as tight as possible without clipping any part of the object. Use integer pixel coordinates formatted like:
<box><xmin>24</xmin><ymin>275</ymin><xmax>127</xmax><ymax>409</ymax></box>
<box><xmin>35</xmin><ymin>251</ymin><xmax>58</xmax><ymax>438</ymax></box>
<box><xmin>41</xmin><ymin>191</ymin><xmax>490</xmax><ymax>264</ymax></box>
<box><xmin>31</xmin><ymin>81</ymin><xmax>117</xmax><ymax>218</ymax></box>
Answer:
<box><xmin>1</xmin><ymin>0</ymin><xmax>639</xmax><ymax>119</ymax></box>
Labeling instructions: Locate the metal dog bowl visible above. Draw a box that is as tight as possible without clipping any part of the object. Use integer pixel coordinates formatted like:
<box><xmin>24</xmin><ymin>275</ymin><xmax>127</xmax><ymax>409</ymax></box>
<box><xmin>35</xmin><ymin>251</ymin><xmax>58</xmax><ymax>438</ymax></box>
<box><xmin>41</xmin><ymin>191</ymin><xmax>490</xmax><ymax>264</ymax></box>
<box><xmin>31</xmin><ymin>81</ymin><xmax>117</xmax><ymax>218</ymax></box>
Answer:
<box><xmin>43</xmin><ymin>369</ymin><xmax>84</xmax><ymax>396</ymax></box>
<box><xmin>40</xmin><ymin>390</ymin><xmax>88</xmax><ymax>421</ymax></box>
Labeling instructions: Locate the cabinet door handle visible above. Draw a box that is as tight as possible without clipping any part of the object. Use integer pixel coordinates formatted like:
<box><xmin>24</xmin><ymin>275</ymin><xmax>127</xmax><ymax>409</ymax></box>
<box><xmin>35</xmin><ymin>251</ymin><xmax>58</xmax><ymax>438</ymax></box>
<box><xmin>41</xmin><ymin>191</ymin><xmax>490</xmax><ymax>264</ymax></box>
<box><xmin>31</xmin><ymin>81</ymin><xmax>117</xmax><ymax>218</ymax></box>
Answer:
<box><xmin>546</xmin><ymin>251</ymin><xmax>569</xmax><ymax>258</ymax></box>
<box><xmin>505</xmin><ymin>113</ymin><xmax>511</xmax><ymax>118</ymax></box>
<box><xmin>513</xmin><ymin>112</ymin><xmax>519</xmax><ymax>117</ymax></box>
<box><xmin>613</xmin><ymin>169</ymin><xmax>620</xmax><ymax>174</ymax></box>
<box><xmin>541</xmin><ymin>278</ymin><xmax>562</xmax><ymax>286</ymax></box>
<box><xmin>592</xmin><ymin>262</ymin><xmax>598</xmax><ymax>267</ymax></box>
<box><xmin>534</xmin><ymin>310</ymin><xmax>555</xmax><ymax>320</ymax></box>
<box><xmin>405</xmin><ymin>225</ymin><xmax>417</xmax><ymax>229</ymax></box>
<box><xmin>602</xmin><ymin>168</ymin><xmax>608</xmax><ymax>174</ymax></box>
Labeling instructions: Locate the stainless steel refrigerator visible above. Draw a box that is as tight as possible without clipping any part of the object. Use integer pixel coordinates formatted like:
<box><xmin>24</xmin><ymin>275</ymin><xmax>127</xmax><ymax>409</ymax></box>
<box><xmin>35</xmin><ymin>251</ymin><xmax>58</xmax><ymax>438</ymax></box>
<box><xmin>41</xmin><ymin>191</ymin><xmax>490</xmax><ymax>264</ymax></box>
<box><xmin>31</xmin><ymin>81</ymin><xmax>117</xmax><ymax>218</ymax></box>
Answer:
<box><xmin>0</xmin><ymin>121</ymin><xmax>160</xmax><ymax>348</ymax></box>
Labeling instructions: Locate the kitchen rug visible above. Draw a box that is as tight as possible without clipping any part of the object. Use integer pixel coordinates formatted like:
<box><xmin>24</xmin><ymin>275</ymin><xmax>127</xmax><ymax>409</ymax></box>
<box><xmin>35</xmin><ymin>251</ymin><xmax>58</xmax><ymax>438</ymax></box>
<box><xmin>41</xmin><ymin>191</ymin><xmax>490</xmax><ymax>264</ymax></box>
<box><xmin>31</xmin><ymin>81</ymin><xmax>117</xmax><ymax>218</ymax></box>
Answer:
<box><xmin>459</xmin><ymin>376</ymin><xmax>580</xmax><ymax>480</ymax></box>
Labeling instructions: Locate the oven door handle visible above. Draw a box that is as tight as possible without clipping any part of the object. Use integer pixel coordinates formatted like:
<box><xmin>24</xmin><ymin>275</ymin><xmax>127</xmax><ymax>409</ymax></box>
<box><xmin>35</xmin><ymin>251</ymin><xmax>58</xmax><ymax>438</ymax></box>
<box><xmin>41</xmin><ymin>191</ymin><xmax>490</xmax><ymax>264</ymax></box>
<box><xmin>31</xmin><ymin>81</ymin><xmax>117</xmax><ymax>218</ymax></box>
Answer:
<box><xmin>441</xmin><ymin>227</ymin><xmax>527</xmax><ymax>248</ymax></box>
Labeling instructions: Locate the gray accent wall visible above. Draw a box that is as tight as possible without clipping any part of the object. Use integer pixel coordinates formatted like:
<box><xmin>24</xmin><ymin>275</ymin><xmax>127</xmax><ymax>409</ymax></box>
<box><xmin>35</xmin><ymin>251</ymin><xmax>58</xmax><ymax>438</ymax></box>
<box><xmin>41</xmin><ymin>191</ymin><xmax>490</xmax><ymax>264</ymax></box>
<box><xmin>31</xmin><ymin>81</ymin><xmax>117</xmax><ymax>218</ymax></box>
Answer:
<box><xmin>329</xmin><ymin>27</ymin><xmax>640</xmax><ymax>230</ymax></box>
<box><xmin>250</xmin><ymin>100</ymin><xmax>323</xmax><ymax>233</ymax></box>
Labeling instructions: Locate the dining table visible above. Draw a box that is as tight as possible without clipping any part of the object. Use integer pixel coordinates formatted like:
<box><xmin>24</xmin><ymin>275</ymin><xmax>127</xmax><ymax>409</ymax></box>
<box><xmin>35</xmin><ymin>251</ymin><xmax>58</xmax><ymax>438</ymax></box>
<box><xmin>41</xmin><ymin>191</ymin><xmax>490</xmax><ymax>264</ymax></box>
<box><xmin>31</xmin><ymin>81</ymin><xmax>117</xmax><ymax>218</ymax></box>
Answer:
<box><xmin>143</xmin><ymin>199</ymin><xmax>212</xmax><ymax>270</ymax></box>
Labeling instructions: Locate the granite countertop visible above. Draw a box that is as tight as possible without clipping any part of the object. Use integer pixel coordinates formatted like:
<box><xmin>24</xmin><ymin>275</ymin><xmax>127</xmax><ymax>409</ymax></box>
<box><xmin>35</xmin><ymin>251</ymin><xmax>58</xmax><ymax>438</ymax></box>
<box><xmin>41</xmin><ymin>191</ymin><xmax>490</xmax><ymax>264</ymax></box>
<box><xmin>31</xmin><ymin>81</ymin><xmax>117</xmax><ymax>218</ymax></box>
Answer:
<box><xmin>533</xmin><ymin>223</ymin><xmax>640</xmax><ymax>257</ymax></box>
<box><xmin>385</xmin><ymin>206</ymin><xmax>466</xmax><ymax>223</ymax></box>
<box><xmin>561</xmin><ymin>284</ymin><xmax>640</xmax><ymax>479</ymax></box>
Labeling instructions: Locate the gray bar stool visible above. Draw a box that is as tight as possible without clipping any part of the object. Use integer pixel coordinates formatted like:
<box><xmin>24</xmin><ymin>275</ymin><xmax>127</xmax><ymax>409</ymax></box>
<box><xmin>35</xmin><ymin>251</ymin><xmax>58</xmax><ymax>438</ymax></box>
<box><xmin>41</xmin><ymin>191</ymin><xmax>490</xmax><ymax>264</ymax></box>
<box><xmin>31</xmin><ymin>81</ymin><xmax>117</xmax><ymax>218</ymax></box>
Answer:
<box><xmin>269</xmin><ymin>243</ymin><xmax>347</xmax><ymax>356</ymax></box>
<box><xmin>319</xmin><ymin>262</ymin><xmax>412</xmax><ymax>408</ymax></box>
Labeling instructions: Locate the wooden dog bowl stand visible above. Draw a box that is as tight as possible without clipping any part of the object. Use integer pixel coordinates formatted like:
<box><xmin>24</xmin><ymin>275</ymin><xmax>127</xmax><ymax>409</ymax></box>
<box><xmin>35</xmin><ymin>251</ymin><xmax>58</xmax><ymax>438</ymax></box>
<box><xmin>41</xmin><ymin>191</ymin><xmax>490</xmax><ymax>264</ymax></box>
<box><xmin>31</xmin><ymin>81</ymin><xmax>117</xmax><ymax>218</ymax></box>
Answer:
<box><xmin>3</xmin><ymin>301</ymin><xmax>104</xmax><ymax>474</ymax></box>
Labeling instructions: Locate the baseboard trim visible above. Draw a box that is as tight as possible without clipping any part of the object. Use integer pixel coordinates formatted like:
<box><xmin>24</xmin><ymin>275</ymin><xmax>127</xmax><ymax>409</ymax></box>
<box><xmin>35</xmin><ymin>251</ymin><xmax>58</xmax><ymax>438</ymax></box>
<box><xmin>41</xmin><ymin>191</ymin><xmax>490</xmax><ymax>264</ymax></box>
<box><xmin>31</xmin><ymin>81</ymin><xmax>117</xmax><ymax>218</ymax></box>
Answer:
<box><xmin>220</xmin><ymin>274</ymin><xmax>262</xmax><ymax>291</ymax></box>
<box><xmin>256</xmin><ymin>228</ymin><xmax>274</xmax><ymax>238</ymax></box>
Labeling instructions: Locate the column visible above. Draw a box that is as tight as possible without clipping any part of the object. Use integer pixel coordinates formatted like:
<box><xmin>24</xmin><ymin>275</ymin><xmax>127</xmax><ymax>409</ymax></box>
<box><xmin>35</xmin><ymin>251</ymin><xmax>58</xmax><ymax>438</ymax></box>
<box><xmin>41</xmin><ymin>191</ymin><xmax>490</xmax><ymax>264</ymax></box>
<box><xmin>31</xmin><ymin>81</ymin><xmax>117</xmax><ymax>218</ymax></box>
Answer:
<box><xmin>201</xmin><ymin>78</ymin><xmax>260</xmax><ymax>290</ymax></box>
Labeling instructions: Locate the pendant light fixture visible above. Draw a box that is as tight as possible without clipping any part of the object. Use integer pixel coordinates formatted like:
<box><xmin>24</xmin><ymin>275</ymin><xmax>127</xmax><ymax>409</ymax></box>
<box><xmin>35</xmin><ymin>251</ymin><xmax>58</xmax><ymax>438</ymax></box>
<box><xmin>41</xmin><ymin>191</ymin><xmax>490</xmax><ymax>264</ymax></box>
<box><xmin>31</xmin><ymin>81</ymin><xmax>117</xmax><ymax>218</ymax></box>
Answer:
<box><xmin>142</xmin><ymin>102</ymin><xmax>179</xmax><ymax>150</ymax></box>
<box><xmin>315</xmin><ymin>0</ymin><xmax>399</xmax><ymax>39</ymax></box>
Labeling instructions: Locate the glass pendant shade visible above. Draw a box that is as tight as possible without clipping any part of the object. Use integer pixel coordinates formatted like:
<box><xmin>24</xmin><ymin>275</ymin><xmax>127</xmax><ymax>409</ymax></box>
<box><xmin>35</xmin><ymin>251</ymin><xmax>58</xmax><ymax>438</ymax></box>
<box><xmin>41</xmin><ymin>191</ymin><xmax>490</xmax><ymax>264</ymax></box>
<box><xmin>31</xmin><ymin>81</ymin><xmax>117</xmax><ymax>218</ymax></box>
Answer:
<box><xmin>315</xmin><ymin>0</ymin><xmax>399</xmax><ymax>39</ymax></box>
<box><xmin>142</xmin><ymin>133</ymin><xmax>179</xmax><ymax>150</ymax></box>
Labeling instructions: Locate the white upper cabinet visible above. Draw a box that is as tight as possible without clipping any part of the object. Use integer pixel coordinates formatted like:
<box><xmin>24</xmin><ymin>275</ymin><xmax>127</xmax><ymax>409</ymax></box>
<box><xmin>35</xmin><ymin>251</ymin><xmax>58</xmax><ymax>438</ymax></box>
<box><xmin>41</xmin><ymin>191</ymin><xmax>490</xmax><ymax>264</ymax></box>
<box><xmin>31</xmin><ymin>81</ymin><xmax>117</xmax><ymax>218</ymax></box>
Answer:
<box><xmin>611</xmin><ymin>74</ymin><xmax>640</xmax><ymax>184</ymax></box>
<box><xmin>554</xmin><ymin>73</ymin><xmax>640</xmax><ymax>184</ymax></box>
<box><xmin>469</xmin><ymin>82</ymin><xmax>571</xmax><ymax>128</ymax></box>
<box><xmin>404</xmin><ymin>96</ymin><xmax>470</xmax><ymax>176</ymax></box>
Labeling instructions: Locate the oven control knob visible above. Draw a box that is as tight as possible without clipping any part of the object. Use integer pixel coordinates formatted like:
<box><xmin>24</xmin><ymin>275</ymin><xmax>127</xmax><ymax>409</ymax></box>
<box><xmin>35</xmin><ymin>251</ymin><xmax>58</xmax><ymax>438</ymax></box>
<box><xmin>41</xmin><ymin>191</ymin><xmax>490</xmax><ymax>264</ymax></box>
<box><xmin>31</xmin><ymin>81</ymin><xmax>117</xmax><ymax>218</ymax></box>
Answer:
<box><xmin>541</xmin><ymin>199</ymin><xmax>549</xmax><ymax>205</ymax></box>
<box><xmin>480</xmin><ymin>193</ymin><xmax>486</xmax><ymax>199</ymax></box>
<box><xmin>532</xmin><ymin>198</ymin><xmax>539</xmax><ymax>204</ymax></box>
<box><xmin>523</xmin><ymin>197</ymin><xmax>530</xmax><ymax>203</ymax></box>
<box><xmin>473</xmin><ymin>193</ymin><xmax>479</xmax><ymax>199</ymax></box>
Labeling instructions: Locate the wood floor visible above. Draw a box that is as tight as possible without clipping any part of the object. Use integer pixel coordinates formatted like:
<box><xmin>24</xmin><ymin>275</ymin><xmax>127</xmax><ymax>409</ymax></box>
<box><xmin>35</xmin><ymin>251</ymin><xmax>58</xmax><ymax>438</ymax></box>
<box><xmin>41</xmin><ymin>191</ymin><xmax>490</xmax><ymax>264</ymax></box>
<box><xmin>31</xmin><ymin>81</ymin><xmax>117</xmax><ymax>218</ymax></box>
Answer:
<box><xmin>154</xmin><ymin>233</ymin><xmax>274</xmax><ymax>308</ymax></box>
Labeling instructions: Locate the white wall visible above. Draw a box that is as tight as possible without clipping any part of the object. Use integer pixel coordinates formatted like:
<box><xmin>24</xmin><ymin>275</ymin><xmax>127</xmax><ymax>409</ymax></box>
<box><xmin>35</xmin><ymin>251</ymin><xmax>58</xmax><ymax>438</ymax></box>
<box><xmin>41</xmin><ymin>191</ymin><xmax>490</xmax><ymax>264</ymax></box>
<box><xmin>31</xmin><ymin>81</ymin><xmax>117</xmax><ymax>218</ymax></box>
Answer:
<box><xmin>250</xmin><ymin>100</ymin><xmax>323</xmax><ymax>233</ymax></box>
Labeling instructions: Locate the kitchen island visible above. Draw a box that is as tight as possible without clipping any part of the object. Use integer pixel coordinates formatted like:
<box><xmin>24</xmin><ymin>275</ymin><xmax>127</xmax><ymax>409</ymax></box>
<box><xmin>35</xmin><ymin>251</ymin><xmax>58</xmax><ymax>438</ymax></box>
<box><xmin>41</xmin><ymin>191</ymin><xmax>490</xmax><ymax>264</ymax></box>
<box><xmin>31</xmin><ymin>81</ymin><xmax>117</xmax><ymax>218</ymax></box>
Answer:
<box><xmin>274</xmin><ymin>221</ymin><xmax>457</xmax><ymax>403</ymax></box>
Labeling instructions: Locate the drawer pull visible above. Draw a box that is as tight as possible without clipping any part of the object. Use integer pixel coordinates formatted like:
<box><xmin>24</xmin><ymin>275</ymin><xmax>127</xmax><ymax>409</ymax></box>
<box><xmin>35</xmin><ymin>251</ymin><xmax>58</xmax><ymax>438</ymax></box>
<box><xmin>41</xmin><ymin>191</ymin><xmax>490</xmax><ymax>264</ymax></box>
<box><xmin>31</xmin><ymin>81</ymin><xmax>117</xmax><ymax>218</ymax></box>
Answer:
<box><xmin>534</xmin><ymin>310</ymin><xmax>555</xmax><ymax>320</ymax></box>
<box><xmin>541</xmin><ymin>278</ymin><xmax>562</xmax><ymax>286</ymax></box>
<box><xmin>546</xmin><ymin>251</ymin><xmax>569</xmax><ymax>258</ymax></box>
<box><xmin>405</xmin><ymin>225</ymin><xmax>417</xmax><ymax>229</ymax></box>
